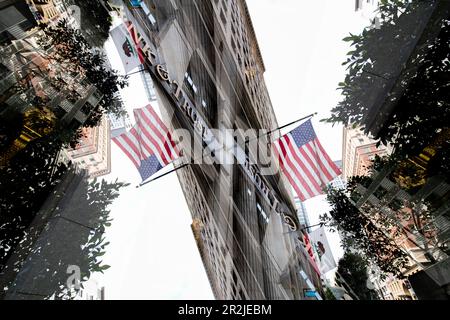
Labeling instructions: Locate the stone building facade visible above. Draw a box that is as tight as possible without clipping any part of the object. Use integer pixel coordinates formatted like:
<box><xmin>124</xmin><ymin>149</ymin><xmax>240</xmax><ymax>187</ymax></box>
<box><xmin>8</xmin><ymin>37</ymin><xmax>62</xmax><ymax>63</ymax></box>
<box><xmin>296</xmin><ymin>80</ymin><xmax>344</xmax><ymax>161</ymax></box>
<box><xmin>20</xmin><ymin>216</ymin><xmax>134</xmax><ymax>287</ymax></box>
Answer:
<box><xmin>121</xmin><ymin>0</ymin><xmax>322</xmax><ymax>299</ymax></box>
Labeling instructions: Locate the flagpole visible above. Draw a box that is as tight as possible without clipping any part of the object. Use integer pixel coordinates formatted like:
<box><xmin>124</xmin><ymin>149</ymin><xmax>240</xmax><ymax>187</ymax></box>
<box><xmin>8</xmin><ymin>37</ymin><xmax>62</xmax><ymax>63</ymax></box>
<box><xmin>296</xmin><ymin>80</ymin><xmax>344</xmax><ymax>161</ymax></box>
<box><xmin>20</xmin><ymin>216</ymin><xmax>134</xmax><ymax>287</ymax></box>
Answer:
<box><xmin>137</xmin><ymin>162</ymin><xmax>190</xmax><ymax>188</ymax></box>
<box><xmin>133</xmin><ymin>109</ymin><xmax>147</xmax><ymax>180</ymax></box>
<box><xmin>125</xmin><ymin>67</ymin><xmax>148</xmax><ymax>77</ymax></box>
<box><xmin>136</xmin><ymin>113</ymin><xmax>317</xmax><ymax>188</ymax></box>
<box><xmin>266</xmin><ymin>112</ymin><xmax>317</xmax><ymax>137</ymax></box>
<box><xmin>283</xmin><ymin>222</ymin><xmax>324</xmax><ymax>234</ymax></box>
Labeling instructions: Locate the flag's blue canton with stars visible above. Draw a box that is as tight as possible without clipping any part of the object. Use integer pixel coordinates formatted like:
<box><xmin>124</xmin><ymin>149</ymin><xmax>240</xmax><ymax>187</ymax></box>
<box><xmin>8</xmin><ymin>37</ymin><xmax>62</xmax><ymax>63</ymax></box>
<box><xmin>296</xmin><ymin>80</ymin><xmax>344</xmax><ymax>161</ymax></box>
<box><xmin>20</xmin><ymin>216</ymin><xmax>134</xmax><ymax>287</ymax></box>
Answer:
<box><xmin>290</xmin><ymin>119</ymin><xmax>316</xmax><ymax>147</ymax></box>
<box><xmin>138</xmin><ymin>154</ymin><xmax>163</xmax><ymax>181</ymax></box>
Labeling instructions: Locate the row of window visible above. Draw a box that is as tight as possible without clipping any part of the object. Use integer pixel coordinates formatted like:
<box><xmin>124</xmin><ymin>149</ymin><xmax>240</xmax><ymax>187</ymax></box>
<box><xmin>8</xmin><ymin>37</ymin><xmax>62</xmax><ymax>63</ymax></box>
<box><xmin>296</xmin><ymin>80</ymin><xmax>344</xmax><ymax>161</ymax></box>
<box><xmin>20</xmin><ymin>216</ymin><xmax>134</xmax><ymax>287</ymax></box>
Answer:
<box><xmin>184</xmin><ymin>71</ymin><xmax>208</xmax><ymax>110</ymax></box>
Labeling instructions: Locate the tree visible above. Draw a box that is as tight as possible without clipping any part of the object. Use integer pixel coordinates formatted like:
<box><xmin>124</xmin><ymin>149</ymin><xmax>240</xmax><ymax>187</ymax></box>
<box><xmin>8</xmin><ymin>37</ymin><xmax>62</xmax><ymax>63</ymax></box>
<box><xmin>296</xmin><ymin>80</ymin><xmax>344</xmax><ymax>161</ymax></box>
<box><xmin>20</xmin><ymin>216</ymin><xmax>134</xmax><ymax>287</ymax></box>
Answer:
<box><xmin>320</xmin><ymin>185</ymin><xmax>410</xmax><ymax>279</ymax></box>
<box><xmin>37</xmin><ymin>19</ymin><xmax>128</xmax><ymax>128</ymax></box>
<box><xmin>0</xmin><ymin>132</ymin><xmax>68</xmax><ymax>270</ymax></box>
<box><xmin>0</xmin><ymin>109</ymin><xmax>23</xmax><ymax>154</ymax></box>
<box><xmin>324</xmin><ymin>287</ymin><xmax>337</xmax><ymax>300</ymax></box>
<box><xmin>323</xmin><ymin>0</ymin><xmax>450</xmax><ymax>175</ymax></box>
<box><xmin>320</xmin><ymin>0</ymin><xmax>449</xmax><ymax>281</ymax></box>
<box><xmin>0</xmin><ymin>4</ymin><xmax>129</xmax><ymax>299</ymax></box>
<box><xmin>0</xmin><ymin>174</ymin><xmax>129</xmax><ymax>299</ymax></box>
<box><xmin>64</xmin><ymin>0</ymin><xmax>113</xmax><ymax>48</ymax></box>
<box><xmin>51</xmin><ymin>177</ymin><xmax>129</xmax><ymax>299</ymax></box>
<box><xmin>336</xmin><ymin>251</ymin><xmax>380</xmax><ymax>300</ymax></box>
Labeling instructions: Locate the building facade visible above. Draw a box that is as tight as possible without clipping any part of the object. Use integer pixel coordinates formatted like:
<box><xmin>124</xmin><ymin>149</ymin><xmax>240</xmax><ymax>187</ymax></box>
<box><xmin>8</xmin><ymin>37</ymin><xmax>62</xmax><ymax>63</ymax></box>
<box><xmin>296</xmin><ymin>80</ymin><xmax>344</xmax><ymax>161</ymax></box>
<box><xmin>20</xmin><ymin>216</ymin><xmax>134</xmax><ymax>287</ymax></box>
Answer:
<box><xmin>342</xmin><ymin>126</ymin><xmax>392</xmax><ymax>181</ymax></box>
<box><xmin>329</xmin><ymin>160</ymin><xmax>346</xmax><ymax>190</ymax></box>
<box><xmin>121</xmin><ymin>0</ymin><xmax>323</xmax><ymax>300</ymax></box>
<box><xmin>74</xmin><ymin>279</ymin><xmax>106</xmax><ymax>300</ymax></box>
<box><xmin>64</xmin><ymin>115</ymin><xmax>112</xmax><ymax>178</ymax></box>
<box><xmin>109</xmin><ymin>112</ymin><xmax>133</xmax><ymax>138</ymax></box>
<box><xmin>139</xmin><ymin>64</ymin><xmax>157</xmax><ymax>102</ymax></box>
<box><xmin>0</xmin><ymin>0</ymin><xmax>38</xmax><ymax>44</ymax></box>
<box><xmin>355</xmin><ymin>0</ymin><xmax>379</xmax><ymax>13</ymax></box>
<box><xmin>0</xmin><ymin>36</ymin><xmax>103</xmax><ymax>166</ymax></box>
<box><xmin>354</xmin><ymin>0</ymin><xmax>380</xmax><ymax>28</ymax></box>
<box><xmin>25</xmin><ymin>0</ymin><xmax>60</xmax><ymax>25</ymax></box>
<box><xmin>0</xmin><ymin>0</ymin><xmax>113</xmax><ymax>176</ymax></box>
<box><xmin>351</xmin><ymin>165</ymin><xmax>449</xmax><ymax>299</ymax></box>
<box><xmin>294</xmin><ymin>196</ymin><xmax>311</xmax><ymax>230</ymax></box>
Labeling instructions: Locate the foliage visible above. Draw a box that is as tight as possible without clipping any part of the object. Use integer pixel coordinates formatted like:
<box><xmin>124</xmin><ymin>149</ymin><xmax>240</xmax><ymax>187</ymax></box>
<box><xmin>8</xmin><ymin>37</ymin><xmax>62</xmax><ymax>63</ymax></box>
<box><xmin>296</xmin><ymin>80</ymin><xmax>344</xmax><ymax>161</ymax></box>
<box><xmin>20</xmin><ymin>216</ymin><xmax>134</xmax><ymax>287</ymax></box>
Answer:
<box><xmin>0</xmin><ymin>117</ymin><xmax>128</xmax><ymax>299</ymax></box>
<box><xmin>0</xmin><ymin>171</ymin><xmax>129</xmax><ymax>299</ymax></box>
<box><xmin>0</xmin><ymin>108</ymin><xmax>24</xmax><ymax>153</ymax></box>
<box><xmin>428</xmin><ymin>138</ymin><xmax>450</xmax><ymax>180</ymax></box>
<box><xmin>376</xmin><ymin>16</ymin><xmax>450</xmax><ymax>163</ymax></box>
<box><xmin>0</xmin><ymin>132</ymin><xmax>68</xmax><ymax>270</ymax></box>
<box><xmin>324</xmin><ymin>287</ymin><xmax>337</xmax><ymax>300</ymax></box>
<box><xmin>64</xmin><ymin>0</ymin><xmax>113</xmax><ymax>48</ymax></box>
<box><xmin>0</xmin><ymin>3</ymin><xmax>128</xmax><ymax>299</ymax></box>
<box><xmin>320</xmin><ymin>187</ymin><xmax>410</xmax><ymax>279</ymax></box>
<box><xmin>53</xmin><ymin>177</ymin><xmax>129</xmax><ymax>299</ymax></box>
<box><xmin>336</xmin><ymin>251</ymin><xmax>380</xmax><ymax>300</ymax></box>
<box><xmin>323</xmin><ymin>0</ymin><xmax>450</xmax><ymax>169</ymax></box>
<box><xmin>37</xmin><ymin>19</ymin><xmax>128</xmax><ymax>127</ymax></box>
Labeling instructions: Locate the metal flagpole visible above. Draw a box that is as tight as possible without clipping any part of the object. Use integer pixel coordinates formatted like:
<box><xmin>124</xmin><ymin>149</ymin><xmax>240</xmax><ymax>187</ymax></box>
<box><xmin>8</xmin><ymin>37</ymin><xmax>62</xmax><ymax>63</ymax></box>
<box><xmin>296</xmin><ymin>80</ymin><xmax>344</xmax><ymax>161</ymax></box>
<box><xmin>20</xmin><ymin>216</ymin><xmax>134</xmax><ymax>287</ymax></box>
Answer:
<box><xmin>266</xmin><ymin>112</ymin><xmax>317</xmax><ymax>136</ymax></box>
<box><xmin>136</xmin><ymin>162</ymin><xmax>190</xmax><ymax>188</ymax></box>
<box><xmin>125</xmin><ymin>67</ymin><xmax>148</xmax><ymax>77</ymax></box>
<box><xmin>136</xmin><ymin>112</ymin><xmax>317</xmax><ymax>188</ymax></box>
<box><xmin>283</xmin><ymin>222</ymin><xmax>324</xmax><ymax>234</ymax></box>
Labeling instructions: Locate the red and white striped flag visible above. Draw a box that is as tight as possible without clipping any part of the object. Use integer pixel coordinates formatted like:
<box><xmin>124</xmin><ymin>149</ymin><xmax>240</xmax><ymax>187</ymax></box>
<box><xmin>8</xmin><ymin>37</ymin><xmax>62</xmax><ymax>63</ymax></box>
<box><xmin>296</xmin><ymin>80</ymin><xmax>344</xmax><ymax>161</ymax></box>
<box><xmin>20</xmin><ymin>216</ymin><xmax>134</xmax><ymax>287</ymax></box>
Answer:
<box><xmin>112</xmin><ymin>104</ymin><xmax>179</xmax><ymax>181</ymax></box>
<box><xmin>272</xmin><ymin>120</ymin><xmax>341</xmax><ymax>201</ymax></box>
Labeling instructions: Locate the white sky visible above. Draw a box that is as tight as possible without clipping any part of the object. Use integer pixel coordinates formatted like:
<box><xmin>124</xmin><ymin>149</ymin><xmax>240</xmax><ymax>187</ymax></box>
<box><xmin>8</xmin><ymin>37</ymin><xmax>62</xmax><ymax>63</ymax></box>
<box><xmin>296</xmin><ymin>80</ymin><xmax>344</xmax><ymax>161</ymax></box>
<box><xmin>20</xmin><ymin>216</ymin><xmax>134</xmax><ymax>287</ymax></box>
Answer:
<box><xmin>93</xmin><ymin>0</ymin><xmax>372</xmax><ymax>299</ymax></box>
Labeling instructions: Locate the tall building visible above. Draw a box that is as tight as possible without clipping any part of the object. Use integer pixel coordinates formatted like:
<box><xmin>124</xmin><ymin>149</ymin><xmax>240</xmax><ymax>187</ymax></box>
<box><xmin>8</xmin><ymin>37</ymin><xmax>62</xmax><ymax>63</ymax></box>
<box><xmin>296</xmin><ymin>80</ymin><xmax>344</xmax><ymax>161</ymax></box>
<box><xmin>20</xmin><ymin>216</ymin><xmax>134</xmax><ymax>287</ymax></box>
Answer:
<box><xmin>74</xmin><ymin>279</ymin><xmax>106</xmax><ymax>300</ymax></box>
<box><xmin>139</xmin><ymin>64</ymin><xmax>157</xmax><ymax>102</ymax></box>
<box><xmin>342</xmin><ymin>126</ymin><xmax>392</xmax><ymax>181</ymax></box>
<box><xmin>122</xmin><ymin>0</ymin><xmax>323</xmax><ymax>300</ymax></box>
<box><xmin>294</xmin><ymin>196</ymin><xmax>311</xmax><ymax>230</ymax></box>
<box><xmin>52</xmin><ymin>0</ymin><xmax>65</xmax><ymax>15</ymax></box>
<box><xmin>329</xmin><ymin>160</ymin><xmax>346</xmax><ymax>190</ymax></box>
<box><xmin>25</xmin><ymin>0</ymin><xmax>61</xmax><ymax>25</ymax></box>
<box><xmin>0</xmin><ymin>3</ymin><xmax>113</xmax><ymax>177</ymax></box>
<box><xmin>355</xmin><ymin>0</ymin><xmax>380</xmax><ymax>26</ymax></box>
<box><xmin>350</xmin><ymin>163</ymin><xmax>449</xmax><ymax>299</ymax></box>
<box><xmin>0</xmin><ymin>0</ymin><xmax>38</xmax><ymax>45</ymax></box>
<box><xmin>109</xmin><ymin>112</ymin><xmax>133</xmax><ymax>138</ymax></box>
<box><xmin>64</xmin><ymin>115</ymin><xmax>112</xmax><ymax>178</ymax></box>
<box><xmin>355</xmin><ymin>0</ymin><xmax>379</xmax><ymax>13</ymax></box>
<box><xmin>0</xmin><ymin>36</ymin><xmax>103</xmax><ymax>166</ymax></box>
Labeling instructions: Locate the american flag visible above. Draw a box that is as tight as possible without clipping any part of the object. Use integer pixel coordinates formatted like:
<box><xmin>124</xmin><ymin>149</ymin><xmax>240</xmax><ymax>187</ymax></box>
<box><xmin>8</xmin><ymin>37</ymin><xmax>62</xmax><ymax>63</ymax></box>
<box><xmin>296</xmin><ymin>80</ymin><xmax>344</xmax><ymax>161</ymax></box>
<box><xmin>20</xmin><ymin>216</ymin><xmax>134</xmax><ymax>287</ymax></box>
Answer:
<box><xmin>272</xmin><ymin>120</ymin><xmax>341</xmax><ymax>201</ymax></box>
<box><xmin>112</xmin><ymin>104</ymin><xmax>179</xmax><ymax>181</ymax></box>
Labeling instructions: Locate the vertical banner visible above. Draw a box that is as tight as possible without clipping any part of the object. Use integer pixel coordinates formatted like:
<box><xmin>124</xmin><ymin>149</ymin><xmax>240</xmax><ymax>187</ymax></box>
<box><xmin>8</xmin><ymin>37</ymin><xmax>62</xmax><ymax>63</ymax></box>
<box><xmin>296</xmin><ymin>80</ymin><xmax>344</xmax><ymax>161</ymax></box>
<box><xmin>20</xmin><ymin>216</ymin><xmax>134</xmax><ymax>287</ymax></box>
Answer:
<box><xmin>309</xmin><ymin>227</ymin><xmax>337</xmax><ymax>274</ymax></box>
<box><xmin>110</xmin><ymin>24</ymin><xmax>141</xmax><ymax>73</ymax></box>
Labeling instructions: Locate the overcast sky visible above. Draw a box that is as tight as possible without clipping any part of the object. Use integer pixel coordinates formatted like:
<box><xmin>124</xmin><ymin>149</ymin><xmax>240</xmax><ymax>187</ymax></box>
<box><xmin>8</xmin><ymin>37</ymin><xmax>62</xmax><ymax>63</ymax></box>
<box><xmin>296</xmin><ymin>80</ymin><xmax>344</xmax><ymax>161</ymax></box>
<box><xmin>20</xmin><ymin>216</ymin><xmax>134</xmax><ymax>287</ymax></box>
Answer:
<box><xmin>93</xmin><ymin>0</ymin><xmax>372</xmax><ymax>299</ymax></box>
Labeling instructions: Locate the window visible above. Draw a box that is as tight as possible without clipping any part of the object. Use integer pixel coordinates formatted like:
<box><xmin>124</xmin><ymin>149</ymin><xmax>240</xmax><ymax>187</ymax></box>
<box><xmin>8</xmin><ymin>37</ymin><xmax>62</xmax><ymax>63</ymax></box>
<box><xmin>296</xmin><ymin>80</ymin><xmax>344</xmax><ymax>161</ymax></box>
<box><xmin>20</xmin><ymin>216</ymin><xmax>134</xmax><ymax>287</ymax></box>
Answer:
<box><xmin>257</xmin><ymin>202</ymin><xmax>269</xmax><ymax>223</ymax></box>
<box><xmin>185</xmin><ymin>72</ymin><xmax>193</xmax><ymax>85</ymax></box>
<box><xmin>184</xmin><ymin>71</ymin><xmax>198</xmax><ymax>94</ymax></box>
<box><xmin>185</xmin><ymin>53</ymin><xmax>218</xmax><ymax>127</ymax></box>
<box><xmin>141</xmin><ymin>2</ymin><xmax>157</xmax><ymax>25</ymax></box>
